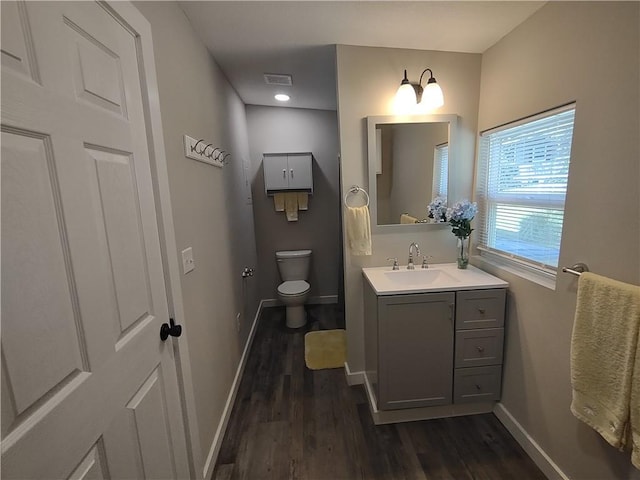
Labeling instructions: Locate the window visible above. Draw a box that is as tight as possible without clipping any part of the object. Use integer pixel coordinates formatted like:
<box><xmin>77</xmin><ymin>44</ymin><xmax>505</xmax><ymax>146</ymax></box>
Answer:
<box><xmin>475</xmin><ymin>104</ymin><xmax>575</xmax><ymax>277</ymax></box>
<box><xmin>432</xmin><ymin>143</ymin><xmax>448</xmax><ymax>198</ymax></box>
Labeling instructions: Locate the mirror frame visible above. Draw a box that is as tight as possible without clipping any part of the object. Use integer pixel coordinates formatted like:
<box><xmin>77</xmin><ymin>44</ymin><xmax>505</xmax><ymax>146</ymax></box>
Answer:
<box><xmin>367</xmin><ymin>114</ymin><xmax>459</xmax><ymax>233</ymax></box>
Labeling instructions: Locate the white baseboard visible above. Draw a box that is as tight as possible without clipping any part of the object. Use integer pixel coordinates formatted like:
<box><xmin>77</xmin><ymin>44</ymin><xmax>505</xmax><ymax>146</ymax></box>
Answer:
<box><xmin>344</xmin><ymin>362</ymin><xmax>365</xmax><ymax>386</ymax></box>
<box><xmin>261</xmin><ymin>295</ymin><xmax>338</xmax><ymax>308</ymax></box>
<box><xmin>493</xmin><ymin>403</ymin><xmax>569</xmax><ymax>480</ymax></box>
<box><xmin>201</xmin><ymin>300</ymin><xmax>264</xmax><ymax>480</ymax></box>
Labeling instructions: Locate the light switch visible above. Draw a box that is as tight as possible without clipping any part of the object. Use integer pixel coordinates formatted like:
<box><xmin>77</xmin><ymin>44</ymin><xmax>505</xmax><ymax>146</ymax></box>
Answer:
<box><xmin>181</xmin><ymin>247</ymin><xmax>195</xmax><ymax>274</ymax></box>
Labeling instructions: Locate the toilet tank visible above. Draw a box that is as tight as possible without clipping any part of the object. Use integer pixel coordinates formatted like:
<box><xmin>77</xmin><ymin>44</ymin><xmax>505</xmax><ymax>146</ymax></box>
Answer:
<box><xmin>276</xmin><ymin>250</ymin><xmax>312</xmax><ymax>281</ymax></box>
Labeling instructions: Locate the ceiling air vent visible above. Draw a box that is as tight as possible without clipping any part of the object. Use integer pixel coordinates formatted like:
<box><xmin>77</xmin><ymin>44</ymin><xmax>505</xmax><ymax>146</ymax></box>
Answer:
<box><xmin>263</xmin><ymin>73</ymin><xmax>293</xmax><ymax>86</ymax></box>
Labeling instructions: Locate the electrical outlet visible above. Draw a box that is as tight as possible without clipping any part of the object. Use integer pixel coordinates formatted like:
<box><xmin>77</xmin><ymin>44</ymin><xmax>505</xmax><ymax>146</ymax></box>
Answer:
<box><xmin>181</xmin><ymin>247</ymin><xmax>195</xmax><ymax>274</ymax></box>
<box><xmin>236</xmin><ymin>312</ymin><xmax>241</xmax><ymax>332</ymax></box>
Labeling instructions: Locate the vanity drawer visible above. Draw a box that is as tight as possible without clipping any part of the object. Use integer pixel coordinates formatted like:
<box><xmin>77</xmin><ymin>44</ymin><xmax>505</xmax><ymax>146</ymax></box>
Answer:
<box><xmin>454</xmin><ymin>365</ymin><xmax>502</xmax><ymax>404</ymax></box>
<box><xmin>455</xmin><ymin>328</ymin><xmax>504</xmax><ymax>368</ymax></box>
<box><xmin>456</xmin><ymin>289</ymin><xmax>506</xmax><ymax>330</ymax></box>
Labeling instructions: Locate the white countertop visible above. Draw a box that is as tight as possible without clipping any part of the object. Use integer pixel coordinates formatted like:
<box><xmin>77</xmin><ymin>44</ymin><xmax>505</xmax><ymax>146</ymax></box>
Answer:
<box><xmin>362</xmin><ymin>263</ymin><xmax>508</xmax><ymax>295</ymax></box>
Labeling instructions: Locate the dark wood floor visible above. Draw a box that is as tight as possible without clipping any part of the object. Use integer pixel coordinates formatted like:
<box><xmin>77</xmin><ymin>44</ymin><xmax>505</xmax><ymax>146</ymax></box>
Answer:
<box><xmin>213</xmin><ymin>304</ymin><xmax>547</xmax><ymax>480</ymax></box>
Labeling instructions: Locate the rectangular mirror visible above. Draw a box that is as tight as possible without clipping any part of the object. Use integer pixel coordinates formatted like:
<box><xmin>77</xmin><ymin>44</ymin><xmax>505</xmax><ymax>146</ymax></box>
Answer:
<box><xmin>367</xmin><ymin>114</ymin><xmax>459</xmax><ymax>232</ymax></box>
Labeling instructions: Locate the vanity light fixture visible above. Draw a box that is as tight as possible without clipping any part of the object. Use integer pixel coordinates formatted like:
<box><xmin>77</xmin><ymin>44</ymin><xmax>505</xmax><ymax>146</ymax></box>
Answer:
<box><xmin>274</xmin><ymin>93</ymin><xmax>290</xmax><ymax>102</ymax></box>
<box><xmin>395</xmin><ymin>68</ymin><xmax>444</xmax><ymax>112</ymax></box>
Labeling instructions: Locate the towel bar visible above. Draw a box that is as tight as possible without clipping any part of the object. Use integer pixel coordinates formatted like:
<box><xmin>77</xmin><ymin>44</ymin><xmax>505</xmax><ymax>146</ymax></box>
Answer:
<box><xmin>562</xmin><ymin>262</ymin><xmax>589</xmax><ymax>277</ymax></box>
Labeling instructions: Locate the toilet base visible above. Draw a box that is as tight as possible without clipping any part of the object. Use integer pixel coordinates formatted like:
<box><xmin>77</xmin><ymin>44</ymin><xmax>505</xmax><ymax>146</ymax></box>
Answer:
<box><xmin>286</xmin><ymin>305</ymin><xmax>306</xmax><ymax>328</ymax></box>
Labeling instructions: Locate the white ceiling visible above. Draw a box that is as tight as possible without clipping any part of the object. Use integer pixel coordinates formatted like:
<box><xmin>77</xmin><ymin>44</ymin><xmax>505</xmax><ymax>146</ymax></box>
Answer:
<box><xmin>180</xmin><ymin>1</ymin><xmax>545</xmax><ymax>111</ymax></box>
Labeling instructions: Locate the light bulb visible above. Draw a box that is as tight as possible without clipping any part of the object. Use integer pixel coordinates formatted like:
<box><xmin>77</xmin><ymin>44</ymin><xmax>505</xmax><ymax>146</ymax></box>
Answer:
<box><xmin>420</xmin><ymin>82</ymin><xmax>444</xmax><ymax>110</ymax></box>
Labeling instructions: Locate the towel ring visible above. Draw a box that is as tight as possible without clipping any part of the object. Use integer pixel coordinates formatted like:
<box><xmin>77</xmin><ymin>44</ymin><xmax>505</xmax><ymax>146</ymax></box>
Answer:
<box><xmin>344</xmin><ymin>186</ymin><xmax>369</xmax><ymax>207</ymax></box>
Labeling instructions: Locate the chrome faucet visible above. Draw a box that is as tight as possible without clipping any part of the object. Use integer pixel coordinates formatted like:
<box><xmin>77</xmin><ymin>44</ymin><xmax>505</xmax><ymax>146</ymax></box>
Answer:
<box><xmin>407</xmin><ymin>242</ymin><xmax>420</xmax><ymax>270</ymax></box>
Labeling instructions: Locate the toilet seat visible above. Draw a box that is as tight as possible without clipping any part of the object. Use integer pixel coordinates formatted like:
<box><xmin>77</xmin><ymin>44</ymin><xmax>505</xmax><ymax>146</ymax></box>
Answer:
<box><xmin>277</xmin><ymin>280</ymin><xmax>310</xmax><ymax>296</ymax></box>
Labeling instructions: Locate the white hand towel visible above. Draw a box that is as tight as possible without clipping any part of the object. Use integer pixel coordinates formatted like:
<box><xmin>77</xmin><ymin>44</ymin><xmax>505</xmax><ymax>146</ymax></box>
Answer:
<box><xmin>570</xmin><ymin>272</ymin><xmax>640</xmax><ymax>463</ymax></box>
<box><xmin>345</xmin><ymin>205</ymin><xmax>371</xmax><ymax>256</ymax></box>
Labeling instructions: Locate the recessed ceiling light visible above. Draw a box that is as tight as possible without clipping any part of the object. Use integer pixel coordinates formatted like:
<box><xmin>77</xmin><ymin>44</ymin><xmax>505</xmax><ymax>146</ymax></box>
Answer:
<box><xmin>274</xmin><ymin>94</ymin><xmax>290</xmax><ymax>102</ymax></box>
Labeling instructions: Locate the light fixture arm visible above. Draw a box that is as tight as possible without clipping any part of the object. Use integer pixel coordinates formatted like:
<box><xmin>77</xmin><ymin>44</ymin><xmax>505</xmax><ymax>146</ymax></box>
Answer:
<box><xmin>413</xmin><ymin>69</ymin><xmax>438</xmax><ymax>104</ymax></box>
<box><xmin>418</xmin><ymin>68</ymin><xmax>435</xmax><ymax>86</ymax></box>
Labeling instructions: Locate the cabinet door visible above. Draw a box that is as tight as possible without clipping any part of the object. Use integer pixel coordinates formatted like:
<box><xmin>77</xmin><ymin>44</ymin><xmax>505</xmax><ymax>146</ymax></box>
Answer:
<box><xmin>263</xmin><ymin>155</ymin><xmax>289</xmax><ymax>191</ymax></box>
<box><xmin>287</xmin><ymin>153</ymin><xmax>313</xmax><ymax>190</ymax></box>
<box><xmin>378</xmin><ymin>292</ymin><xmax>455</xmax><ymax>410</ymax></box>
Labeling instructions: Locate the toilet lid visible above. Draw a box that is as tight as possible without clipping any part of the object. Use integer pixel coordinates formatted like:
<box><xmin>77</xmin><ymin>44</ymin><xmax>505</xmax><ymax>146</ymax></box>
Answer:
<box><xmin>278</xmin><ymin>280</ymin><xmax>310</xmax><ymax>296</ymax></box>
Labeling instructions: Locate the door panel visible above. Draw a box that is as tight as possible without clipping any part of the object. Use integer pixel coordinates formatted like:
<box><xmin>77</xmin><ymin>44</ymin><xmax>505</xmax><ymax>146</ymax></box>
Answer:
<box><xmin>1</xmin><ymin>2</ymin><xmax>188</xmax><ymax>478</ymax></box>
<box><xmin>67</xmin><ymin>20</ymin><xmax>128</xmax><ymax>116</ymax></box>
<box><xmin>0</xmin><ymin>1</ymin><xmax>39</xmax><ymax>82</ymax></box>
<box><xmin>1</xmin><ymin>129</ymin><xmax>87</xmax><ymax>416</ymax></box>
<box><xmin>87</xmin><ymin>147</ymin><xmax>152</xmax><ymax>333</ymax></box>
<box><xmin>126</xmin><ymin>367</ymin><xmax>176</xmax><ymax>479</ymax></box>
<box><xmin>68</xmin><ymin>441</ymin><xmax>109</xmax><ymax>480</ymax></box>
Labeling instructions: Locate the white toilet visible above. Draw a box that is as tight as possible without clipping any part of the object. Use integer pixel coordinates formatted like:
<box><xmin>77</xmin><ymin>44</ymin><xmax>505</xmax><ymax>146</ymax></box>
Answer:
<box><xmin>276</xmin><ymin>249</ymin><xmax>312</xmax><ymax>328</ymax></box>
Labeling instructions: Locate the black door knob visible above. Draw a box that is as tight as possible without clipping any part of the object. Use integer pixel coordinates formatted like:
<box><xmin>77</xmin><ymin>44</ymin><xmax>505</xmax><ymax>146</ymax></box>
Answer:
<box><xmin>160</xmin><ymin>318</ymin><xmax>182</xmax><ymax>341</ymax></box>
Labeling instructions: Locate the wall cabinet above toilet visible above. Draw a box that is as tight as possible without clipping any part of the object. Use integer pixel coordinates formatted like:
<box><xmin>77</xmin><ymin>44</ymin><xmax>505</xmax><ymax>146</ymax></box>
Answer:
<box><xmin>263</xmin><ymin>152</ymin><xmax>313</xmax><ymax>195</ymax></box>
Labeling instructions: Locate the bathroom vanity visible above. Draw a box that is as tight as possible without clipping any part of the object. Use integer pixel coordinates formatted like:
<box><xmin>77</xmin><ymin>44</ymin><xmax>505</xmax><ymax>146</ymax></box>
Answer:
<box><xmin>362</xmin><ymin>264</ymin><xmax>508</xmax><ymax>424</ymax></box>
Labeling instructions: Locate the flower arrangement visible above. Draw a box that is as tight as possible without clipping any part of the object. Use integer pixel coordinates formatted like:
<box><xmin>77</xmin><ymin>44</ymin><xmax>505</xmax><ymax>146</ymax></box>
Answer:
<box><xmin>446</xmin><ymin>200</ymin><xmax>477</xmax><ymax>239</ymax></box>
<box><xmin>427</xmin><ymin>196</ymin><xmax>448</xmax><ymax>223</ymax></box>
<box><xmin>446</xmin><ymin>200</ymin><xmax>477</xmax><ymax>269</ymax></box>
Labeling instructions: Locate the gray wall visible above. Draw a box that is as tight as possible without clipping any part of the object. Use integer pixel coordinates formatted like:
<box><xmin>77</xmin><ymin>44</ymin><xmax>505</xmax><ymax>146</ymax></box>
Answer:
<box><xmin>477</xmin><ymin>2</ymin><xmax>639</xmax><ymax>479</ymax></box>
<box><xmin>336</xmin><ymin>45</ymin><xmax>482</xmax><ymax>373</ymax></box>
<box><xmin>246</xmin><ymin>105</ymin><xmax>341</xmax><ymax>302</ymax></box>
<box><xmin>135</xmin><ymin>3</ymin><xmax>259</xmax><ymax>476</ymax></box>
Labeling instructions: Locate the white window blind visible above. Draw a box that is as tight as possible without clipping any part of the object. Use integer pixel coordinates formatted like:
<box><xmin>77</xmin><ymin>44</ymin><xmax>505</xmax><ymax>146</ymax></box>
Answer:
<box><xmin>476</xmin><ymin>104</ymin><xmax>575</xmax><ymax>270</ymax></box>
<box><xmin>433</xmin><ymin>143</ymin><xmax>448</xmax><ymax>198</ymax></box>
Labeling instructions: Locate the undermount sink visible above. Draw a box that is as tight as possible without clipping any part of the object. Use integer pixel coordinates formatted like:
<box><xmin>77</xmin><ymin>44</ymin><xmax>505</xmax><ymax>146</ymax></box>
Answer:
<box><xmin>363</xmin><ymin>263</ymin><xmax>508</xmax><ymax>295</ymax></box>
<box><xmin>383</xmin><ymin>268</ymin><xmax>458</xmax><ymax>286</ymax></box>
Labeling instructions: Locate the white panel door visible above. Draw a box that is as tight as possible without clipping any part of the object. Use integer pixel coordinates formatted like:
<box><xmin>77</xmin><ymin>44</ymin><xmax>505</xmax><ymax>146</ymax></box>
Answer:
<box><xmin>1</xmin><ymin>2</ymin><xmax>189</xmax><ymax>478</ymax></box>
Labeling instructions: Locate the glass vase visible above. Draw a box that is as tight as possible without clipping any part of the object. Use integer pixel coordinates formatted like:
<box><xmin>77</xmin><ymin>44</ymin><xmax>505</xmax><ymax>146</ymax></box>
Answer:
<box><xmin>456</xmin><ymin>236</ymin><xmax>470</xmax><ymax>269</ymax></box>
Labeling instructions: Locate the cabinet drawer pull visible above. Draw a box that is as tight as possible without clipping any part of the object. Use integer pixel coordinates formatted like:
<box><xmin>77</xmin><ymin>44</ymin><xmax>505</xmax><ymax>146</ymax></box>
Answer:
<box><xmin>476</xmin><ymin>346</ymin><xmax>485</xmax><ymax>353</ymax></box>
<box><xmin>290</xmin><ymin>168</ymin><xmax>294</xmax><ymax>178</ymax></box>
<box><xmin>478</xmin><ymin>308</ymin><xmax>486</xmax><ymax>314</ymax></box>
<box><xmin>282</xmin><ymin>169</ymin><xmax>287</xmax><ymax>178</ymax></box>
<box><xmin>475</xmin><ymin>384</ymin><xmax>482</xmax><ymax>390</ymax></box>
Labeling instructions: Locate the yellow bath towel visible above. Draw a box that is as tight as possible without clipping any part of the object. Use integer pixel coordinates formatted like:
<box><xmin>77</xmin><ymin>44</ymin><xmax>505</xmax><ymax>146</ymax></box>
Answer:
<box><xmin>273</xmin><ymin>193</ymin><xmax>285</xmax><ymax>212</ymax></box>
<box><xmin>284</xmin><ymin>192</ymin><xmax>298</xmax><ymax>221</ymax></box>
<box><xmin>632</xmin><ymin>338</ymin><xmax>640</xmax><ymax>470</ymax></box>
<box><xmin>345</xmin><ymin>205</ymin><xmax>371</xmax><ymax>256</ymax></box>
<box><xmin>570</xmin><ymin>272</ymin><xmax>640</xmax><ymax>461</ymax></box>
<box><xmin>297</xmin><ymin>192</ymin><xmax>309</xmax><ymax>210</ymax></box>
<box><xmin>400</xmin><ymin>213</ymin><xmax>418</xmax><ymax>224</ymax></box>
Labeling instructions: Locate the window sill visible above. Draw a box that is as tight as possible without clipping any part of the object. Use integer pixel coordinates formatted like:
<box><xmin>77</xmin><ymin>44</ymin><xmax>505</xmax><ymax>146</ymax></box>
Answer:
<box><xmin>474</xmin><ymin>251</ymin><xmax>557</xmax><ymax>291</ymax></box>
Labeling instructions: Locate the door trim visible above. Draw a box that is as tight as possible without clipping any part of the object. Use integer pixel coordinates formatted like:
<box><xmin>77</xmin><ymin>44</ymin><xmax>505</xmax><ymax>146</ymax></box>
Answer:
<box><xmin>105</xmin><ymin>2</ymin><xmax>203</xmax><ymax>478</ymax></box>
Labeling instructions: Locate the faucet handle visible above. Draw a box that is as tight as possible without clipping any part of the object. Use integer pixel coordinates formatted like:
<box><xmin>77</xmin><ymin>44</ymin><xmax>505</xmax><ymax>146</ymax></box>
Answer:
<box><xmin>421</xmin><ymin>255</ymin><xmax>433</xmax><ymax>269</ymax></box>
<box><xmin>386</xmin><ymin>257</ymin><xmax>399</xmax><ymax>270</ymax></box>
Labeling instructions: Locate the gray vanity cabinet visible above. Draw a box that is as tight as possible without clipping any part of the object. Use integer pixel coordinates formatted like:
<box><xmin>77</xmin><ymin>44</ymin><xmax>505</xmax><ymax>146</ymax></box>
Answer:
<box><xmin>377</xmin><ymin>292</ymin><xmax>455</xmax><ymax>410</ymax></box>
<box><xmin>364</xmin><ymin>280</ymin><xmax>507</xmax><ymax>413</ymax></box>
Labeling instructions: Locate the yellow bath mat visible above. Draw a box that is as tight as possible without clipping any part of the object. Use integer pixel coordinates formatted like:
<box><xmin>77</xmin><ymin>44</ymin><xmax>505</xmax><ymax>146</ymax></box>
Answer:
<box><xmin>304</xmin><ymin>329</ymin><xmax>346</xmax><ymax>370</ymax></box>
